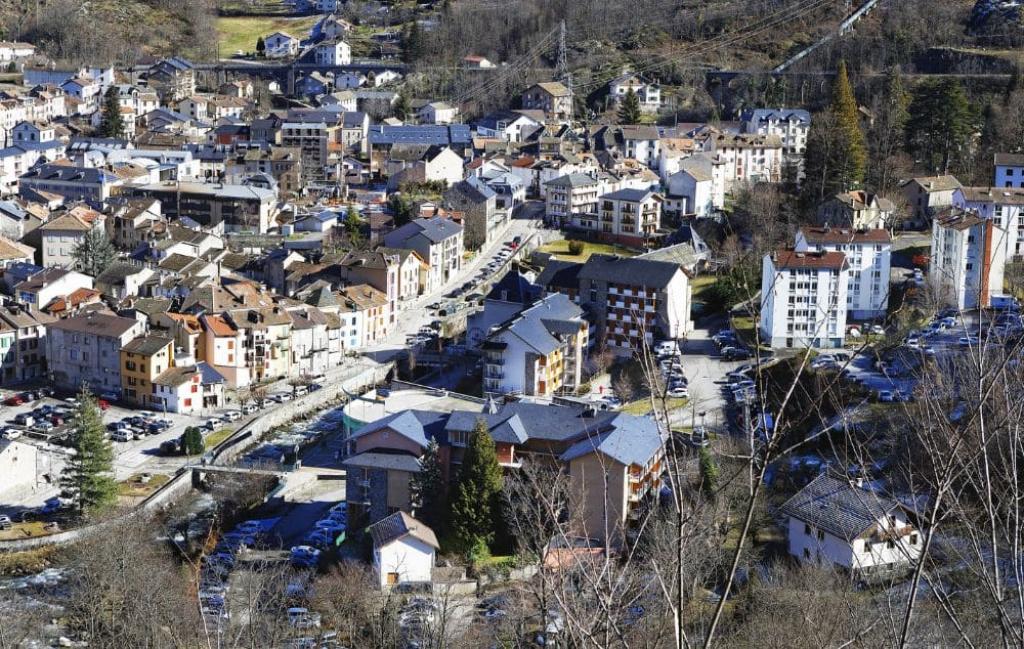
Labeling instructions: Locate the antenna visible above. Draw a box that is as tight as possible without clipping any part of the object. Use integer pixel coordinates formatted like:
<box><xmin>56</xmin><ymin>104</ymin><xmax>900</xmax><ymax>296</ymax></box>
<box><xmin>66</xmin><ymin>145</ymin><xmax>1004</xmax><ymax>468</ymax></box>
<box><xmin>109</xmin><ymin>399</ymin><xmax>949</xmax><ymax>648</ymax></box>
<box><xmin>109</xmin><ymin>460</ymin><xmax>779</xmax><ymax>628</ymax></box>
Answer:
<box><xmin>556</xmin><ymin>20</ymin><xmax>573</xmax><ymax>121</ymax></box>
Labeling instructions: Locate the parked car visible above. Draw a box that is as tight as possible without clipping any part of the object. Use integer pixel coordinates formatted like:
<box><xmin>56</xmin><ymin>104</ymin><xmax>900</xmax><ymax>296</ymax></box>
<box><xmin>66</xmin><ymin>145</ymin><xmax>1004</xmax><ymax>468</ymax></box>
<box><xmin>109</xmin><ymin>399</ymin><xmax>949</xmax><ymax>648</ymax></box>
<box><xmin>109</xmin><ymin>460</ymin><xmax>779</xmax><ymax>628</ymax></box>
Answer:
<box><xmin>958</xmin><ymin>336</ymin><xmax>980</xmax><ymax>347</ymax></box>
<box><xmin>221</xmin><ymin>410</ymin><xmax>242</xmax><ymax>422</ymax></box>
<box><xmin>290</xmin><ymin>545</ymin><xmax>321</xmax><ymax>568</ymax></box>
<box><xmin>110</xmin><ymin>431</ymin><xmax>132</xmax><ymax>443</ymax></box>
<box><xmin>0</xmin><ymin>515</ymin><xmax>12</xmax><ymax>530</ymax></box>
<box><xmin>4</xmin><ymin>395</ymin><xmax>23</xmax><ymax>406</ymax></box>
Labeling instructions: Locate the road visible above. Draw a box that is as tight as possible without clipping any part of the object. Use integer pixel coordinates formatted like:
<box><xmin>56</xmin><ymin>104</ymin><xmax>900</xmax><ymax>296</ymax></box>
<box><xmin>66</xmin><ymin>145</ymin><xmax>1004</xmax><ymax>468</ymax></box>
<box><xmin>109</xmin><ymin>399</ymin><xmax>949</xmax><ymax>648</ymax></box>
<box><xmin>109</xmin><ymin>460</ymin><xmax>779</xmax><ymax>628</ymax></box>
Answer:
<box><xmin>363</xmin><ymin>206</ymin><xmax>551</xmax><ymax>362</ymax></box>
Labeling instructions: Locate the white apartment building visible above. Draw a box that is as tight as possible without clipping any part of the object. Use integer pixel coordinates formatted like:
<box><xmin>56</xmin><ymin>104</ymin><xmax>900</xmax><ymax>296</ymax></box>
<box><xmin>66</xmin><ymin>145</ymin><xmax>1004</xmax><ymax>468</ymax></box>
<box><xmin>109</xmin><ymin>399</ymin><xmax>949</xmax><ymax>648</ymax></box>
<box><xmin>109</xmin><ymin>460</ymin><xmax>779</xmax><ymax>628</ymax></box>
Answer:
<box><xmin>741</xmin><ymin>108</ymin><xmax>811</xmax><ymax>166</ymax></box>
<box><xmin>382</xmin><ymin>217</ymin><xmax>463</xmax><ymax>294</ymax></box>
<box><xmin>760</xmin><ymin>249</ymin><xmax>849</xmax><ymax>349</ymax></box>
<box><xmin>953</xmin><ymin>186</ymin><xmax>1024</xmax><ymax>259</ymax></box>
<box><xmin>699</xmin><ymin>131</ymin><xmax>783</xmax><ymax>191</ymax></box>
<box><xmin>902</xmin><ymin>175</ymin><xmax>961</xmax><ymax>227</ymax></box>
<box><xmin>544</xmin><ymin>173</ymin><xmax>599</xmax><ymax>226</ymax></box>
<box><xmin>930</xmin><ymin>207</ymin><xmax>1008</xmax><ymax>310</ymax></box>
<box><xmin>571</xmin><ymin>188</ymin><xmax>661</xmax><ymax>246</ymax></box>
<box><xmin>794</xmin><ymin>227</ymin><xmax>891</xmax><ymax>320</ymax></box>
<box><xmin>314</xmin><ymin>41</ymin><xmax>352</xmax><ymax>66</ymax></box>
<box><xmin>994</xmin><ymin>153</ymin><xmax>1024</xmax><ymax>189</ymax></box>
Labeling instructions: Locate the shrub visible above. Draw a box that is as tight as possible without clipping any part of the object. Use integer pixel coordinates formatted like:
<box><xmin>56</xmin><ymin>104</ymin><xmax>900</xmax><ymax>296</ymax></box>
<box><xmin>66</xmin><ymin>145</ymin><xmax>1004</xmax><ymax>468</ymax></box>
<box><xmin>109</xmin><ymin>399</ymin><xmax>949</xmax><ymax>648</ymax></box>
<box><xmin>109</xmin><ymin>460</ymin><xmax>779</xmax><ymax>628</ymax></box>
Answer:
<box><xmin>567</xmin><ymin>240</ymin><xmax>585</xmax><ymax>256</ymax></box>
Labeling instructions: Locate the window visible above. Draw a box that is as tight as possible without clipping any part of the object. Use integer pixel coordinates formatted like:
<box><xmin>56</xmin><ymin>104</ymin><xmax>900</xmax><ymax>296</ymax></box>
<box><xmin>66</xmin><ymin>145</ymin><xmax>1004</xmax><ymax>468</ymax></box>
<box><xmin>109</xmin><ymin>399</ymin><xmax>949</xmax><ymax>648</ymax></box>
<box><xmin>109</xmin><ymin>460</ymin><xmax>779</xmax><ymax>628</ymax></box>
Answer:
<box><xmin>910</xmin><ymin>533</ymin><xmax>918</xmax><ymax>545</ymax></box>
<box><xmin>184</xmin><ymin>398</ymin><xmax>191</xmax><ymax>407</ymax></box>
<box><xmin>887</xmin><ymin>540</ymin><xmax>895</xmax><ymax>549</ymax></box>
<box><xmin>816</xmin><ymin>530</ymin><xmax>824</xmax><ymax>541</ymax></box>
<box><xmin>802</xmin><ymin>548</ymin><xmax>810</xmax><ymax>559</ymax></box>
<box><xmin>803</xmin><ymin>523</ymin><xmax>811</xmax><ymax>535</ymax></box>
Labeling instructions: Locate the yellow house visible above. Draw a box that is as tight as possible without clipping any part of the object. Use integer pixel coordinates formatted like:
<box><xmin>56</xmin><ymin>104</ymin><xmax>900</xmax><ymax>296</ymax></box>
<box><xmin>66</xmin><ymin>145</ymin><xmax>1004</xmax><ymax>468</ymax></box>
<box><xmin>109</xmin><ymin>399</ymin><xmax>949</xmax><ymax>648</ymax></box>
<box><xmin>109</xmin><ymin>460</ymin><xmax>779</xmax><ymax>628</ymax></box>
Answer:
<box><xmin>120</xmin><ymin>335</ymin><xmax>174</xmax><ymax>406</ymax></box>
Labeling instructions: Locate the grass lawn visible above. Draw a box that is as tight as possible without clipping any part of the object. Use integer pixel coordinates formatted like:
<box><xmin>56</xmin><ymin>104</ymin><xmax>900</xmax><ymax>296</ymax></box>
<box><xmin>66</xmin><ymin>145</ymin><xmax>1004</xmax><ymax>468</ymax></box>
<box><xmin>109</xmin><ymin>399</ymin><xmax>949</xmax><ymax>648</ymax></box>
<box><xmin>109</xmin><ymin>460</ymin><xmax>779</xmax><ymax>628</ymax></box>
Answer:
<box><xmin>217</xmin><ymin>15</ymin><xmax>320</xmax><ymax>56</ymax></box>
<box><xmin>621</xmin><ymin>397</ymin><xmax>688</xmax><ymax>416</ymax></box>
<box><xmin>538</xmin><ymin>239</ymin><xmax>638</xmax><ymax>262</ymax></box>
<box><xmin>118</xmin><ymin>473</ymin><xmax>170</xmax><ymax>498</ymax></box>
<box><xmin>205</xmin><ymin>427</ymin><xmax>236</xmax><ymax>449</ymax></box>
<box><xmin>691</xmin><ymin>274</ymin><xmax>717</xmax><ymax>299</ymax></box>
<box><xmin>730</xmin><ymin>315</ymin><xmax>757</xmax><ymax>347</ymax></box>
<box><xmin>0</xmin><ymin>522</ymin><xmax>57</xmax><ymax>542</ymax></box>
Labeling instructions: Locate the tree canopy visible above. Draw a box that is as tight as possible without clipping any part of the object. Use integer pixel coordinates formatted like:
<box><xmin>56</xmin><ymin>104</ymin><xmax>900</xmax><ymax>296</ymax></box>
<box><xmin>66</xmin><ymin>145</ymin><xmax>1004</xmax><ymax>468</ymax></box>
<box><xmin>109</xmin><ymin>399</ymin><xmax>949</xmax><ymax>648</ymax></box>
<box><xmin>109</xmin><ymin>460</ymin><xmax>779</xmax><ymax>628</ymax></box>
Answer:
<box><xmin>60</xmin><ymin>387</ymin><xmax>118</xmax><ymax>515</ymax></box>
<box><xmin>449</xmin><ymin>418</ymin><xmax>504</xmax><ymax>552</ymax></box>
<box><xmin>71</xmin><ymin>228</ymin><xmax>117</xmax><ymax>277</ymax></box>
<box><xmin>617</xmin><ymin>87</ymin><xmax>642</xmax><ymax>124</ymax></box>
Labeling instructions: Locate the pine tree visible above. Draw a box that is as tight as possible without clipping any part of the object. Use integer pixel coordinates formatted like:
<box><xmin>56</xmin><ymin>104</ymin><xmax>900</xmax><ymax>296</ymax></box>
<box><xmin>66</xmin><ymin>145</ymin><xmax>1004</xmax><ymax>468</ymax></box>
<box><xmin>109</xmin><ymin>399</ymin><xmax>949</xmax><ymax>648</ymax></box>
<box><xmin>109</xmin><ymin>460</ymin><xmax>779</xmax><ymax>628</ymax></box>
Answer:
<box><xmin>450</xmin><ymin>418</ymin><xmax>503</xmax><ymax>552</ymax></box>
<box><xmin>411</xmin><ymin>439</ymin><xmax>446</xmax><ymax>531</ymax></box>
<box><xmin>256</xmin><ymin>36</ymin><xmax>266</xmax><ymax>57</ymax></box>
<box><xmin>698</xmin><ymin>446</ymin><xmax>719</xmax><ymax>498</ymax></box>
<box><xmin>71</xmin><ymin>228</ymin><xmax>117</xmax><ymax>277</ymax></box>
<box><xmin>393</xmin><ymin>93</ymin><xmax>412</xmax><ymax>121</ymax></box>
<box><xmin>617</xmin><ymin>87</ymin><xmax>642</xmax><ymax>125</ymax></box>
<box><xmin>60</xmin><ymin>387</ymin><xmax>118</xmax><ymax>515</ymax></box>
<box><xmin>402</xmin><ymin>21</ymin><xmax>424</xmax><ymax>64</ymax></box>
<box><xmin>181</xmin><ymin>427</ymin><xmax>205</xmax><ymax>456</ymax></box>
<box><xmin>830</xmin><ymin>60</ymin><xmax>867</xmax><ymax>190</ymax></box>
<box><xmin>906</xmin><ymin>78</ymin><xmax>976</xmax><ymax>175</ymax></box>
<box><xmin>98</xmin><ymin>86</ymin><xmax>125</xmax><ymax>139</ymax></box>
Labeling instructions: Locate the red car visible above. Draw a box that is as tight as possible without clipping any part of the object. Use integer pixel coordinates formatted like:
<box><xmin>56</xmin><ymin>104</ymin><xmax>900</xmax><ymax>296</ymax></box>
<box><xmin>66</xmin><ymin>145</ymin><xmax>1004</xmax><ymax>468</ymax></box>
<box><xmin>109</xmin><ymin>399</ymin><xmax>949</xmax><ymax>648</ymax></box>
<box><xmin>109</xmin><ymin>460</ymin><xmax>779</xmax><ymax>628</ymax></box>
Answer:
<box><xmin>96</xmin><ymin>399</ymin><xmax>110</xmax><ymax>411</ymax></box>
<box><xmin>4</xmin><ymin>395</ymin><xmax>23</xmax><ymax>406</ymax></box>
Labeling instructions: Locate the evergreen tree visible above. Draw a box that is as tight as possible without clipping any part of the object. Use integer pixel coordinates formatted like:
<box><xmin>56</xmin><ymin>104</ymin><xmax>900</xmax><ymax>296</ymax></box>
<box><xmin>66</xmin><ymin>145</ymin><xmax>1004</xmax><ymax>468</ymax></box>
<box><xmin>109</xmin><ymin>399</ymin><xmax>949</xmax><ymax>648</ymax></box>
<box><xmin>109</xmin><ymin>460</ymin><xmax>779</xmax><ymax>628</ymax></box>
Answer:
<box><xmin>393</xmin><ymin>93</ymin><xmax>412</xmax><ymax>121</ymax></box>
<box><xmin>698</xmin><ymin>446</ymin><xmax>719</xmax><ymax>498</ymax></box>
<box><xmin>402</xmin><ymin>21</ymin><xmax>425</xmax><ymax>64</ymax></box>
<box><xmin>906</xmin><ymin>78</ymin><xmax>976</xmax><ymax>175</ymax></box>
<box><xmin>802</xmin><ymin>61</ymin><xmax>867</xmax><ymax>205</ymax></box>
<box><xmin>617</xmin><ymin>87</ymin><xmax>642</xmax><ymax>124</ymax></box>
<box><xmin>181</xmin><ymin>427</ymin><xmax>205</xmax><ymax>456</ymax></box>
<box><xmin>98</xmin><ymin>86</ymin><xmax>125</xmax><ymax>139</ymax></box>
<box><xmin>256</xmin><ymin>36</ymin><xmax>266</xmax><ymax>57</ymax></box>
<box><xmin>411</xmin><ymin>439</ymin><xmax>446</xmax><ymax>531</ymax></box>
<box><xmin>830</xmin><ymin>60</ymin><xmax>866</xmax><ymax>189</ymax></box>
<box><xmin>71</xmin><ymin>228</ymin><xmax>117</xmax><ymax>277</ymax></box>
<box><xmin>450</xmin><ymin>418</ymin><xmax>503</xmax><ymax>552</ymax></box>
<box><xmin>60</xmin><ymin>387</ymin><xmax>118</xmax><ymax>515</ymax></box>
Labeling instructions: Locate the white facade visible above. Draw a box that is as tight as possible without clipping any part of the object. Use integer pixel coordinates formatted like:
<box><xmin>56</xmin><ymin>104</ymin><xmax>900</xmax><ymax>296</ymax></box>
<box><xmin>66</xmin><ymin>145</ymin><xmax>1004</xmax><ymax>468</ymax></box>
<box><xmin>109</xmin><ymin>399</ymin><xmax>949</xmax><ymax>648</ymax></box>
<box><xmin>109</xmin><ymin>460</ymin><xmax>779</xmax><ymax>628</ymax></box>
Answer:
<box><xmin>422</xmin><ymin>147</ymin><xmax>464</xmax><ymax>187</ymax></box>
<box><xmin>700</xmin><ymin>132</ymin><xmax>783</xmax><ymax>191</ymax></box>
<box><xmin>314</xmin><ymin>41</ymin><xmax>352</xmax><ymax>66</ymax></box>
<box><xmin>786</xmin><ymin>510</ymin><xmax>921</xmax><ymax>573</ymax></box>
<box><xmin>609</xmin><ymin>73</ymin><xmax>661</xmax><ymax>114</ymax></box>
<box><xmin>954</xmin><ymin>187</ymin><xmax>1024</xmax><ymax>259</ymax></box>
<box><xmin>794</xmin><ymin>228</ymin><xmax>891</xmax><ymax>320</ymax></box>
<box><xmin>930</xmin><ymin>209</ymin><xmax>1008</xmax><ymax>310</ymax></box>
<box><xmin>760</xmin><ymin>250</ymin><xmax>849</xmax><ymax>349</ymax></box>
<box><xmin>373</xmin><ymin>535</ymin><xmax>435</xmax><ymax>587</ymax></box>
<box><xmin>265</xmin><ymin>32</ymin><xmax>299</xmax><ymax>58</ymax></box>
<box><xmin>0</xmin><ymin>439</ymin><xmax>38</xmax><ymax>500</ymax></box>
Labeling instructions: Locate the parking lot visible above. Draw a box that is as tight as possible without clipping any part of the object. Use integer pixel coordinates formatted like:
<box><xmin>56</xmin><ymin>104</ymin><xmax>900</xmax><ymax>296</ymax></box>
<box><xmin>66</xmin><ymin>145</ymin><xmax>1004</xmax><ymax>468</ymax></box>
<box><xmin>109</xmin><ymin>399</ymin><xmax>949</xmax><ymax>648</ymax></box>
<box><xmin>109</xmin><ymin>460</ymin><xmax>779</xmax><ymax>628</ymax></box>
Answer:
<box><xmin>0</xmin><ymin>388</ymin><xmax>237</xmax><ymax>510</ymax></box>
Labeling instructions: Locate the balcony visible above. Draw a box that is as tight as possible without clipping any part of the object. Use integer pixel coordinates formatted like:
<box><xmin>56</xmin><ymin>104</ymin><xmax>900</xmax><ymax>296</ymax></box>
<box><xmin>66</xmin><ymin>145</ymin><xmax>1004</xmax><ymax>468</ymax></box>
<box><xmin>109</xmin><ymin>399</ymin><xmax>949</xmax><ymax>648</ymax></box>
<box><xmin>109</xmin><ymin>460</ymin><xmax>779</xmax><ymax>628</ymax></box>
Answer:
<box><xmin>485</xmin><ymin>369</ymin><xmax>504</xmax><ymax>379</ymax></box>
<box><xmin>485</xmin><ymin>357</ymin><xmax>505</xmax><ymax>365</ymax></box>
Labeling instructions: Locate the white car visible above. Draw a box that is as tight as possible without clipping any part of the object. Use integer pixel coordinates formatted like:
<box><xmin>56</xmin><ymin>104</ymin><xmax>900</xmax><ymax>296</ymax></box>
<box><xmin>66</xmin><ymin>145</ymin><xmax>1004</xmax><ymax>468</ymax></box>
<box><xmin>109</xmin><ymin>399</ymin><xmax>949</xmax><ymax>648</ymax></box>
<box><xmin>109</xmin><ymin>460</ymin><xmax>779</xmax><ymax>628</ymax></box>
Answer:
<box><xmin>314</xmin><ymin>519</ymin><xmax>346</xmax><ymax>535</ymax></box>
<box><xmin>2</xmin><ymin>428</ymin><xmax>22</xmax><ymax>440</ymax></box>
<box><xmin>666</xmin><ymin>386</ymin><xmax>689</xmax><ymax>398</ymax></box>
<box><xmin>221</xmin><ymin>410</ymin><xmax>242</xmax><ymax>422</ymax></box>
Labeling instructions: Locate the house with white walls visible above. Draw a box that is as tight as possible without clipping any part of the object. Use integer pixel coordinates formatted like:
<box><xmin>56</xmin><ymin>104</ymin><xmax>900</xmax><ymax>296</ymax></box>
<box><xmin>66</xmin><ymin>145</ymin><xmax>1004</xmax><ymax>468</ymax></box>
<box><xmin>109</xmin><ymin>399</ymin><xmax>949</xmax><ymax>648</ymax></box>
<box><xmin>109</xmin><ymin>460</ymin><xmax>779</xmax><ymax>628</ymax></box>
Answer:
<box><xmin>929</xmin><ymin>207</ymin><xmax>1008</xmax><ymax>310</ymax></box>
<box><xmin>781</xmin><ymin>474</ymin><xmax>922</xmax><ymax>580</ymax></box>
<box><xmin>367</xmin><ymin>511</ymin><xmax>439</xmax><ymax>588</ymax></box>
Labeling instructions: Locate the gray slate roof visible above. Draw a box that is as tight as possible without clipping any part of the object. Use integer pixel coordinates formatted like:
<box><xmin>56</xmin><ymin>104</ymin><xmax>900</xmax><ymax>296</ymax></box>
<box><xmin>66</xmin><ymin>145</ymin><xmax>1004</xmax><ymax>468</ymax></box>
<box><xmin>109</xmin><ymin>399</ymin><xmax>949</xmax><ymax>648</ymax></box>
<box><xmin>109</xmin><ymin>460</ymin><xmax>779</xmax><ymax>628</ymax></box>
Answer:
<box><xmin>560</xmin><ymin>414</ymin><xmax>662</xmax><ymax>467</ymax></box>
<box><xmin>367</xmin><ymin>511</ymin><xmax>439</xmax><ymax>550</ymax></box>
<box><xmin>779</xmin><ymin>474</ymin><xmax>903</xmax><ymax>541</ymax></box>
<box><xmin>344</xmin><ymin>450</ymin><xmax>422</xmax><ymax>472</ymax></box>
<box><xmin>349</xmin><ymin>409</ymin><xmax>449</xmax><ymax>448</ymax></box>
<box><xmin>578</xmin><ymin>254</ymin><xmax>681</xmax><ymax>289</ymax></box>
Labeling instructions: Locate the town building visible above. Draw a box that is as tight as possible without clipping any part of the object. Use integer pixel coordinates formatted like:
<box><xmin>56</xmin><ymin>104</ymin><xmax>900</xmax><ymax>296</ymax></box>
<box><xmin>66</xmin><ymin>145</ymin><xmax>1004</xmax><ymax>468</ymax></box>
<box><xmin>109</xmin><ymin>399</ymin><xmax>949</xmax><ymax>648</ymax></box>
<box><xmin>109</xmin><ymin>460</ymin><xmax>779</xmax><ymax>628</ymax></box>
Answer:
<box><xmin>817</xmin><ymin>191</ymin><xmax>895</xmax><ymax>230</ymax></box>
<box><xmin>902</xmin><ymin>175</ymin><xmax>961</xmax><ymax>227</ymax></box>
<box><xmin>929</xmin><ymin>207</ymin><xmax>1008</xmax><ymax>310</ymax></box>
<box><xmin>794</xmin><ymin>227</ymin><xmax>891</xmax><ymax>320</ymax></box>
<box><xmin>343</xmin><ymin>401</ymin><xmax>664</xmax><ymax>542</ymax></box>
<box><xmin>664</xmin><ymin>154</ymin><xmax>724</xmax><ymax>218</ymax></box>
<box><xmin>123</xmin><ymin>182</ymin><xmax>278</xmax><ymax>233</ymax></box>
<box><xmin>781</xmin><ymin>474</ymin><xmax>921</xmax><ymax>580</ymax></box>
<box><xmin>994</xmin><ymin>153</ymin><xmax>1024</xmax><ymax>189</ymax></box>
<box><xmin>544</xmin><ymin>173</ymin><xmax>600</xmax><ymax>227</ymax></box>
<box><xmin>569</xmin><ymin>188</ymin><xmax>661</xmax><ymax>247</ymax></box>
<box><xmin>699</xmin><ymin>131</ymin><xmax>783</xmax><ymax>191</ymax></box>
<box><xmin>521</xmin><ymin>82</ymin><xmax>572</xmax><ymax>121</ymax></box>
<box><xmin>0</xmin><ymin>305</ymin><xmax>53</xmax><ymax>384</ymax></box>
<box><xmin>953</xmin><ymin>186</ymin><xmax>1024</xmax><ymax>260</ymax></box>
<box><xmin>557</xmin><ymin>254</ymin><xmax>692</xmax><ymax>353</ymax></box>
<box><xmin>39</xmin><ymin>206</ymin><xmax>104</xmax><ymax>269</ymax></box>
<box><xmin>741</xmin><ymin>108</ymin><xmax>811</xmax><ymax>173</ymax></box>
<box><xmin>120</xmin><ymin>335</ymin><xmax>174</xmax><ymax>406</ymax></box>
<box><xmin>481</xmin><ymin>293</ymin><xmax>588</xmax><ymax>397</ymax></box>
<box><xmin>367</xmin><ymin>512</ymin><xmax>439</xmax><ymax>588</ymax></box>
<box><xmin>46</xmin><ymin>311</ymin><xmax>146</xmax><ymax>394</ymax></box>
<box><xmin>608</xmin><ymin>71</ymin><xmax>661</xmax><ymax>113</ymax></box>
<box><xmin>152</xmin><ymin>362</ymin><xmax>226</xmax><ymax>415</ymax></box>
<box><xmin>382</xmin><ymin>217</ymin><xmax>463</xmax><ymax>293</ymax></box>
<box><xmin>760</xmin><ymin>249</ymin><xmax>849</xmax><ymax>349</ymax></box>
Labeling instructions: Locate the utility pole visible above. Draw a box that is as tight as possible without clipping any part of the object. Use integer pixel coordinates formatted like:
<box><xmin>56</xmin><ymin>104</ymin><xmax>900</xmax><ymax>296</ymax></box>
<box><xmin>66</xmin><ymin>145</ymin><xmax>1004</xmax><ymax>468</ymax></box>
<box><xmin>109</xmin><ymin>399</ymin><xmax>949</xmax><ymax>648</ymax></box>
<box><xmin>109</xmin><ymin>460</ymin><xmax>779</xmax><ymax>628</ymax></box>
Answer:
<box><xmin>556</xmin><ymin>20</ymin><xmax>573</xmax><ymax>122</ymax></box>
